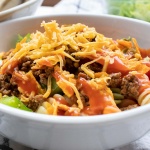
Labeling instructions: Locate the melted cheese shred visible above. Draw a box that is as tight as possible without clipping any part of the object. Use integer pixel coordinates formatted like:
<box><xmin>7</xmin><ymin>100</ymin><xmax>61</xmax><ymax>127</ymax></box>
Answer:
<box><xmin>43</xmin><ymin>75</ymin><xmax>51</xmax><ymax>98</ymax></box>
<box><xmin>102</xmin><ymin>56</ymin><xmax>110</xmax><ymax>72</ymax></box>
<box><xmin>61</xmin><ymin>78</ymin><xmax>83</xmax><ymax>109</ymax></box>
<box><xmin>57</xmin><ymin>55</ymin><xmax>64</xmax><ymax>71</ymax></box>
<box><xmin>81</xmin><ymin>57</ymin><xmax>102</xmax><ymax>78</ymax></box>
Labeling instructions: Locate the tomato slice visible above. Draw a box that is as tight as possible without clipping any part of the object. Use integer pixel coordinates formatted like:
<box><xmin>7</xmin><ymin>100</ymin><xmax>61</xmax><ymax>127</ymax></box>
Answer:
<box><xmin>12</xmin><ymin>71</ymin><xmax>43</xmax><ymax>96</ymax></box>
<box><xmin>0</xmin><ymin>59</ymin><xmax>19</xmax><ymax>74</ymax></box>
<box><xmin>139</xmin><ymin>48</ymin><xmax>150</xmax><ymax>58</ymax></box>
<box><xmin>146</xmin><ymin>70</ymin><xmax>150</xmax><ymax>79</ymax></box>
<box><xmin>94</xmin><ymin>56</ymin><xmax>129</xmax><ymax>74</ymax></box>
<box><xmin>107</xmin><ymin>56</ymin><xmax>129</xmax><ymax>73</ymax></box>
<box><xmin>140</xmin><ymin>61</ymin><xmax>150</xmax><ymax>79</ymax></box>
<box><xmin>77</xmin><ymin>77</ymin><xmax>120</xmax><ymax>115</ymax></box>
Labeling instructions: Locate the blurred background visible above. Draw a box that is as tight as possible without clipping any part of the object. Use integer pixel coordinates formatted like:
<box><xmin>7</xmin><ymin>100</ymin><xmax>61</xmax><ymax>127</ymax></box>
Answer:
<box><xmin>42</xmin><ymin>0</ymin><xmax>150</xmax><ymax>22</ymax></box>
<box><xmin>1</xmin><ymin>0</ymin><xmax>150</xmax><ymax>22</ymax></box>
<box><xmin>42</xmin><ymin>0</ymin><xmax>60</xmax><ymax>6</ymax></box>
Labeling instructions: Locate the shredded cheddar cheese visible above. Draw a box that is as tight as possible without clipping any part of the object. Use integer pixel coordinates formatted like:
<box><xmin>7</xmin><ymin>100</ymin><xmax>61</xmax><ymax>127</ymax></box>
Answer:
<box><xmin>43</xmin><ymin>75</ymin><xmax>51</xmax><ymax>98</ymax></box>
<box><xmin>61</xmin><ymin>78</ymin><xmax>83</xmax><ymax>109</ymax></box>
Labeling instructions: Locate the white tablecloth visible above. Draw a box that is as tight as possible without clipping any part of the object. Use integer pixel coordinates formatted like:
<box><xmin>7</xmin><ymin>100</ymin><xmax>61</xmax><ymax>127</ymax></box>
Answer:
<box><xmin>1</xmin><ymin>0</ymin><xmax>150</xmax><ymax>149</ymax></box>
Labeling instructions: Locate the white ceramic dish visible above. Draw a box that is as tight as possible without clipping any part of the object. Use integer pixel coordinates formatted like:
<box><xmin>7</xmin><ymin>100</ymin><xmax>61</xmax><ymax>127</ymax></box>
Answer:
<box><xmin>0</xmin><ymin>14</ymin><xmax>150</xmax><ymax>150</ymax></box>
<box><xmin>0</xmin><ymin>0</ymin><xmax>43</xmax><ymax>22</ymax></box>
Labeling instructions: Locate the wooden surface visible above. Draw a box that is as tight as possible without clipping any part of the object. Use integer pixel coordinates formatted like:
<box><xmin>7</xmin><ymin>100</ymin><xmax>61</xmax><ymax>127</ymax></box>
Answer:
<box><xmin>42</xmin><ymin>0</ymin><xmax>60</xmax><ymax>6</ymax></box>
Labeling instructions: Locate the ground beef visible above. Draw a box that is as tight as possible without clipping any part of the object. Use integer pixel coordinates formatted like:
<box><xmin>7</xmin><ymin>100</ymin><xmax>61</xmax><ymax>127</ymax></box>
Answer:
<box><xmin>88</xmin><ymin>62</ymin><xmax>102</xmax><ymax>72</ymax></box>
<box><xmin>24</xmin><ymin>94</ymin><xmax>46</xmax><ymax>111</ymax></box>
<box><xmin>32</xmin><ymin>69</ymin><xmax>43</xmax><ymax>78</ymax></box>
<box><xmin>108</xmin><ymin>72</ymin><xmax>122</xmax><ymax>88</ymax></box>
<box><xmin>39</xmin><ymin>74</ymin><xmax>47</xmax><ymax>86</ymax></box>
<box><xmin>121</xmin><ymin>74</ymin><xmax>140</xmax><ymax>99</ymax></box>
<box><xmin>120</xmin><ymin>104</ymin><xmax>139</xmax><ymax>111</ymax></box>
<box><xmin>78</xmin><ymin>72</ymin><xmax>91</xmax><ymax>80</ymax></box>
<box><xmin>33</xmin><ymin>69</ymin><xmax>47</xmax><ymax>85</ymax></box>
<box><xmin>45</xmin><ymin>68</ymin><xmax>52</xmax><ymax>76</ymax></box>
<box><xmin>64</xmin><ymin>57</ymin><xmax>78</xmax><ymax>74</ymax></box>
<box><xmin>19</xmin><ymin>56</ymin><xmax>53</xmax><ymax>88</ymax></box>
<box><xmin>80</xmin><ymin>93</ymin><xmax>89</xmax><ymax>106</ymax></box>
<box><xmin>19</xmin><ymin>57</ymin><xmax>34</xmax><ymax>72</ymax></box>
<box><xmin>0</xmin><ymin>74</ymin><xmax>19</xmax><ymax>96</ymax></box>
<box><xmin>65</xmin><ymin>92</ymin><xmax>89</xmax><ymax>107</ymax></box>
<box><xmin>33</xmin><ymin>68</ymin><xmax>52</xmax><ymax>78</ymax></box>
<box><xmin>32</xmin><ymin>67</ymin><xmax>52</xmax><ymax>88</ymax></box>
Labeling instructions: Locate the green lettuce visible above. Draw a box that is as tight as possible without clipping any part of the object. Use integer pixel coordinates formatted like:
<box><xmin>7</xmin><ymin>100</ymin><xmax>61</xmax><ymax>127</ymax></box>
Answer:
<box><xmin>16</xmin><ymin>33</ymin><xmax>31</xmax><ymax>43</ymax></box>
<box><xmin>105</xmin><ymin>0</ymin><xmax>150</xmax><ymax>22</ymax></box>
<box><xmin>0</xmin><ymin>96</ymin><xmax>32</xmax><ymax>112</ymax></box>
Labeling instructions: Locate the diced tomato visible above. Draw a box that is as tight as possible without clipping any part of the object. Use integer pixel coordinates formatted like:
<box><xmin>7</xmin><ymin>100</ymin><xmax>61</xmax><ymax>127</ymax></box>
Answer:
<box><xmin>53</xmin><ymin>94</ymin><xmax>68</xmax><ymax>105</ymax></box>
<box><xmin>106</xmin><ymin>56</ymin><xmax>129</xmax><ymax>74</ymax></box>
<box><xmin>143</xmin><ymin>62</ymin><xmax>150</xmax><ymax>68</ymax></box>
<box><xmin>77</xmin><ymin>77</ymin><xmax>120</xmax><ymax>115</ymax></box>
<box><xmin>139</xmin><ymin>48</ymin><xmax>150</xmax><ymax>58</ymax></box>
<box><xmin>94</xmin><ymin>56</ymin><xmax>129</xmax><ymax>74</ymax></box>
<box><xmin>12</xmin><ymin>71</ymin><xmax>43</xmax><ymax>96</ymax></box>
<box><xmin>146</xmin><ymin>70</ymin><xmax>150</xmax><ymax>79</ymax></box>
<box><xmin>0</xmin><ymin>59</ymin><xmax>19</xmax><ymax>74</ymax></box>
<box><xmin>57</xmin><ymin>110</ymin><xmax>66</xmax><ymax>116</ymax></box>
<box><xmin>141</xmin><ymin>62</ymin><xmax>150</xmax><ymax>79</ymax></box>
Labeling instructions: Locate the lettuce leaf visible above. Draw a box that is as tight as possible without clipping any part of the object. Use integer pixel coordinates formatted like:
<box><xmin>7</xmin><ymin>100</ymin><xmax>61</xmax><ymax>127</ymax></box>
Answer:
<box><xmin>16</xmin><ymin>33</ymin><xmax>31</xmax><ymax>43</ymax></box>
<box><xmin>105</xmin><ymin>0</ymin><xmax>150</xmax><ymax>22</ymax></box>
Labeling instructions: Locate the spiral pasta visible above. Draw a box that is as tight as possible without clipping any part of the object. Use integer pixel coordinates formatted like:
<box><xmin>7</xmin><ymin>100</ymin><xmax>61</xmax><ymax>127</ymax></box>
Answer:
<box><xmin>136</xmin><ymin>74</ymin><xmax>150</xmax><ymax>105</ymax></box>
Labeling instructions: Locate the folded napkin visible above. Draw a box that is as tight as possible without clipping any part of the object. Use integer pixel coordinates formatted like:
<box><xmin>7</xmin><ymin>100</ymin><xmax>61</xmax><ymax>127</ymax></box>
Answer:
<box><xmin>1</xmin><ymin>0</ymin><xmax>150</xmax><ymax>150</ymax></box>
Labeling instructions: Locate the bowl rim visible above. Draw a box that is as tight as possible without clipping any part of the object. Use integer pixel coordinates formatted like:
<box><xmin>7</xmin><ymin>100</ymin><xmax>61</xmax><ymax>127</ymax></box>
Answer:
<box><xmin>0</xmin><ymin>102</ymin><xmax>150</xmax><ymax>124</ymax></box>
<box><xmin>0</xmin><ymin>14</ymin><xmax>150</xmax><ymax>124</ymax></box>
<box><xmin>1</xmin><ymin>13</ymin><xmax>150</xmax><ymax>27</ymax></box>
<box><xmin>0</xmin><ymin>0</ymin><xmax>42</xmax><ymax>16</ymax></box>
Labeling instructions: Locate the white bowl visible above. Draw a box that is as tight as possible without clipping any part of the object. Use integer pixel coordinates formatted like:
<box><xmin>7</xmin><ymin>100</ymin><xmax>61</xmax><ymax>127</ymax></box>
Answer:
<box><xmin>0</xmin><ymin>14</ymin><xmax>150</xmax><ymax>150</ymax></box>
<box><xmin>0</xmin><ymin>0</ymin><xmax>43</xmax><ymax>22</ymax></box>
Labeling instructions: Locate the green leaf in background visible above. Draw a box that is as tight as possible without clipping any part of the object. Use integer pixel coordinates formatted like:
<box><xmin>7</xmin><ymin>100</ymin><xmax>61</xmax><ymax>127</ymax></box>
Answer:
<box><xmin>105</xmin><ymin>0</ymin><xmax>150</xmax><ymax>22</ymax></box>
